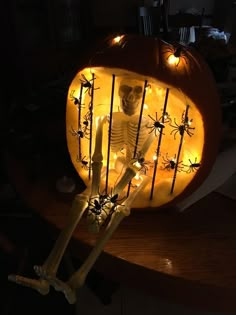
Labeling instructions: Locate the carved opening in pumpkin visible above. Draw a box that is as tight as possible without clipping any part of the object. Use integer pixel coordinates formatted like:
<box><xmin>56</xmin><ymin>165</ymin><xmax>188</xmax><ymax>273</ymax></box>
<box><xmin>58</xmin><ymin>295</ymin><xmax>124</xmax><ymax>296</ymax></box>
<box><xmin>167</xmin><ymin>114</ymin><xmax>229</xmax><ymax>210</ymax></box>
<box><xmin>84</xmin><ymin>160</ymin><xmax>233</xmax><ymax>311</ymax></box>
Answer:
<box><xmin>66</xmin><ymin>66</ymin><xmax>204</xmax><ymax>208</ymax></box>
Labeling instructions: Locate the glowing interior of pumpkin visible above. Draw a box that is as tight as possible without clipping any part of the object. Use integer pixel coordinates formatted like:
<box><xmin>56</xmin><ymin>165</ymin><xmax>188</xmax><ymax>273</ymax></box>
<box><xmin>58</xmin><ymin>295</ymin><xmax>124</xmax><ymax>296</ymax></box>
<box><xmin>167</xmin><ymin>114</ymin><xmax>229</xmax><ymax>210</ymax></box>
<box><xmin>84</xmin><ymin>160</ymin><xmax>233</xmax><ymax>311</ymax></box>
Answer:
<box><xmin>66</xmin><ymin>66</ymin><xmax>204</xmax><ymax>208</ymax></box>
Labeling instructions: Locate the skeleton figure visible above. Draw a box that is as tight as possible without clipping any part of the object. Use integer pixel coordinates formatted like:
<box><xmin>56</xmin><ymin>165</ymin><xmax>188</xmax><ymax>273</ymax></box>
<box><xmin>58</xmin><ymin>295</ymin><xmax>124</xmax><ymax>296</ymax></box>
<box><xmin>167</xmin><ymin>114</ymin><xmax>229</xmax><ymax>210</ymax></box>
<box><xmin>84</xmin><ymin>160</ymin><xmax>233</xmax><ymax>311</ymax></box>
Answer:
<box><xmin>8</xmin><ymin>78</ymin><xmax>154</xmax><ymax>304</ymax></box>
<box><xmin>119</xmin><ymin>79</ymin><xmax>143</xmax><ymax>116</ymax></box>
<box><xmin>111</xmin><ymin>79</ymin><xmax>151</xmax><ymax>163</ymax></box>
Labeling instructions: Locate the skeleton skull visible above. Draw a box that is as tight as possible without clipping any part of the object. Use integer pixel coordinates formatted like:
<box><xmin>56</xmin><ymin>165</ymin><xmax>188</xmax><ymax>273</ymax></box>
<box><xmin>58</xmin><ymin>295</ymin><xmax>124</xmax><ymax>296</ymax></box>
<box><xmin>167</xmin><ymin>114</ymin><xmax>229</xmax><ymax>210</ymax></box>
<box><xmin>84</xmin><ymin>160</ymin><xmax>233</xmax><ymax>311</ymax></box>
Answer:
<box><xmin>118</xmin><ymin>79</ymin><xmax>143</xmax><ymax>116</ymax></box>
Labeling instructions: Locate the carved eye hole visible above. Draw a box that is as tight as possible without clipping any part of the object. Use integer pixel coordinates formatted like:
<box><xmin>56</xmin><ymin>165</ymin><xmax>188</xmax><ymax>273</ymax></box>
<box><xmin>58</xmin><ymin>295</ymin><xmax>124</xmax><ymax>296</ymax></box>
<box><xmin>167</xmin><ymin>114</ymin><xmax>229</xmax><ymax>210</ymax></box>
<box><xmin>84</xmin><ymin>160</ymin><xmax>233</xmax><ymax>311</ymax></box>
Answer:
<box><xmin>133</xmin><ymin>86</ymin><xmax>142</xmax><ymax>94</ymax></box>
<box><xmin>119</xmin><ymin>85</ymin><xmax>132</xmax><ymax>95</ymax></box>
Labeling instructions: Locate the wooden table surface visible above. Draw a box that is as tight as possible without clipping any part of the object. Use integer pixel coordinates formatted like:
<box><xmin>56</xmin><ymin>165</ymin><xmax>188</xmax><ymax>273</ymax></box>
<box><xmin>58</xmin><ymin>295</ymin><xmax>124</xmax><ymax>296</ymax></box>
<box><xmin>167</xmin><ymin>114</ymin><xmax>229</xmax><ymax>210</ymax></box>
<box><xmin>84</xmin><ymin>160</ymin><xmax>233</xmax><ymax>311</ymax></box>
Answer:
<box><xmin>3</xmin><ymin>118</ymin><xmax>236</xmax><ymax>313</ymax></box>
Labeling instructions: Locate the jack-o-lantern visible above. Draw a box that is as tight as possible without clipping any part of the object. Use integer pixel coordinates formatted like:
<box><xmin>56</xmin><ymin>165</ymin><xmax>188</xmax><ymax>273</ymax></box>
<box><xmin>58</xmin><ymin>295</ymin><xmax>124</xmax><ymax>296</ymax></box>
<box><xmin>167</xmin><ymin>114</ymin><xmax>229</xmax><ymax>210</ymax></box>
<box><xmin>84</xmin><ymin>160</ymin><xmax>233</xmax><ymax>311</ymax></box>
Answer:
<box><xmin>66</xmin><ymin>34</ymin><xmax>221</xmax><ymax>212</ymax></box>
<box><xmin>8</xmin><ymin>35</ymin><xmax>222</xmax><ymax>303</ymax></box>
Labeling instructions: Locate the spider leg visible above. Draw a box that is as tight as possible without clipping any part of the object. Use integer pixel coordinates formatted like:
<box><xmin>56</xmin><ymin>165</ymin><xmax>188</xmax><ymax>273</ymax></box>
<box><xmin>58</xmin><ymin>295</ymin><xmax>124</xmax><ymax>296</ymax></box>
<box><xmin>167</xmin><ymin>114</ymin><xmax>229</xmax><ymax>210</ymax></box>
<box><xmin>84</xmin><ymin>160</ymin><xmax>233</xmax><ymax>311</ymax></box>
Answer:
<box><xmin>171</xmin><ymin>130</ymin><xmax>175</xmax><ymax>139</ymax></box>
<box><xmin>170</xmin><ymin>127</ymin><xmax>175</xmax><ymax>135</ymax></box>
<box><xmin>148</xmin><ymin>126</ymin><xmax>154</xmax><ymax>134</ymax></box>
<box><xmin>148</xmin><ymin>114</ymin><xmax>155</xmax><ymax>122</ymax></box>
<box><xmin>186</xmin><ymin>129</ymin><xmax>194</xmax><ymax>137</ymax></box>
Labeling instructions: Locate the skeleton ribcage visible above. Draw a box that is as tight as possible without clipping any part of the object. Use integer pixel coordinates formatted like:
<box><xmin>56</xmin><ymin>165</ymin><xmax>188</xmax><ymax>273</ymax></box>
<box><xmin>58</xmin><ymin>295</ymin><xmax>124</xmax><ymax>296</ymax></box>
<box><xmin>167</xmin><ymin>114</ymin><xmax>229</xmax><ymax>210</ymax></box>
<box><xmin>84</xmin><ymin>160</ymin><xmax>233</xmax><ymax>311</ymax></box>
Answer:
<box><xmin>110</xmin><ymin>113</ymin><xmax>150</xmax><ymax>158</ymax></box>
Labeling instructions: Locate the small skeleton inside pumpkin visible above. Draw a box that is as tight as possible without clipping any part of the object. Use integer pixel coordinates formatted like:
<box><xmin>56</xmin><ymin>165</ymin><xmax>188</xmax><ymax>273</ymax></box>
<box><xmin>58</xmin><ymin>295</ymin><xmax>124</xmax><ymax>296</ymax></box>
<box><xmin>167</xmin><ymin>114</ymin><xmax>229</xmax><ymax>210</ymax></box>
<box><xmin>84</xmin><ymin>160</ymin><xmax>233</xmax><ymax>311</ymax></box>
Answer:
<box><xmin>86</xmin><ymin>78</ymin><xmax>153</xmax><ymax>232</ymax></box>
<box><xmin>110</xmin><ymin>78</ymin><xmax>151</xmax><ymax>164</ymax></box>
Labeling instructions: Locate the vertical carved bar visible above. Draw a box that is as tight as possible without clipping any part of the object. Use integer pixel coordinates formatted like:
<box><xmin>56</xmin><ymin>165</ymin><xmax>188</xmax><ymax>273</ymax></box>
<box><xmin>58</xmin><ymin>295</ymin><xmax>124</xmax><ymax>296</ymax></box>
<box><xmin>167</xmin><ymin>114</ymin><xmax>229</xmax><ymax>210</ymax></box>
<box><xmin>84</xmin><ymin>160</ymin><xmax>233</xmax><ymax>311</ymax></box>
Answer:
<box><xmin>91</xmin><ymin>117</ymin><xmax>105</xmax><ymax>196</ymax></box>
<box><xmin>170</xmin><ymin>104</ymin><xmax>190</xmax><ymax>194</ymax></box>
<box><xmin>78</xmin><ymin>84</ymin><xmax>83</xmax><ymax>160</ymax></box>
<box><xmin>150</xmin><ymin>87</ymin><xmax>169</xmax><ymax>200</ymax></box>
<box><xmin>88</xmin><ymin>73</ymin><xmax>95</xmax><ymax>179</ymax></box>
<box><xmin>105</xmin><ymin>74</ymin><xmax>116</xmax><ymax>194</ymax></box>
<box><xmin>127</xmin><ymin>79</ymin><xmax>148</xmax><ymax>197</ymax></box>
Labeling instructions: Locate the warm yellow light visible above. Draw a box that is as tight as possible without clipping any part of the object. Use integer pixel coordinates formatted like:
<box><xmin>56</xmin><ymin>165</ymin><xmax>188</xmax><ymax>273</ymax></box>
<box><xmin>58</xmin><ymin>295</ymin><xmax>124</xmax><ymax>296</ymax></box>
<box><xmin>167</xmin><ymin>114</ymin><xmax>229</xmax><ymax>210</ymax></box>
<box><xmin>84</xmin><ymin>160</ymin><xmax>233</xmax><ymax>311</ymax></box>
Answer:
<box><xmin>112</xmin><ymin>35</ymin><xmax>125</xmax><ymax>45</ymax></box>
<box><xmin>145</xmin><ymin>84</ymin><xmax>152</xmax><ymax>94</ymax></box>
<box><xmin>9</xmin><ymin>35</ymin><xmax>221</xmax><ymax>307</ymax></box>
<box><xmin>67</xmin><ymin>67</ymin><xmax>204</xmax><ymax>209</ymax></box>
<box><xmin>168</xmin><ymin>54</ymin><xmax>180</xmax><ymax>66</ymax></box>
<box><xmin>155</xmin><ymin>87</ymin><xmax>164</xmax><ymax>96</ymax></box>
<box><xmin>133</xmin><ymin>161</ymin><xmax>142</xmax><ymax>169</ymax></box>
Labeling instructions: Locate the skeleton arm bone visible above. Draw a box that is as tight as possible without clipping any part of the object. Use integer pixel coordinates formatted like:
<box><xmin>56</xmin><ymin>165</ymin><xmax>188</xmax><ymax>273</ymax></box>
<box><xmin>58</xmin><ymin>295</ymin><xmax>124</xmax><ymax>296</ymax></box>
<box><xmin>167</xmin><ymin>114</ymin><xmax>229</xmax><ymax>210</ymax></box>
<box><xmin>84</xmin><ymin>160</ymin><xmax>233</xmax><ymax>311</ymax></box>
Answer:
<box><xmin>113</xmin><ymin>132</ymin><xmax>155</xmax><ymax>195</ymax></box>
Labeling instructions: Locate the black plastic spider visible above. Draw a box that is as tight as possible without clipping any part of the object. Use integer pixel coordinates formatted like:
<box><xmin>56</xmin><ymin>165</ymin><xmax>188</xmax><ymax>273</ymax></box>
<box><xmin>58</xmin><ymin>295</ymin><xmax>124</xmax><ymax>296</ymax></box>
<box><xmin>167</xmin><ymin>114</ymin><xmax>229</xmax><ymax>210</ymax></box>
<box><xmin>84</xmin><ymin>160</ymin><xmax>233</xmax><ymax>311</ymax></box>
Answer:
<box><xmin>86</xmin><ymin>192</ymin><xmax>122</xmax><ymax>226</ymax></box>
<box><xmin>69</xmin><ymin>90</ymin><xmax>82</xmax><ymax>106</ymax></box>
<box><xmin>161</xmin><ymin>154</ymin><xmax>184</xmax><ymax>172</ymax></box>
<box><xmin>107</xmin><ymin>193</ymin><xmax>119</xmax><ymax>204</ymax></box>
<box><xmin>132</xmin><ymin>152</ymin><xmax>153</xmax><ymax>175</ymax></box>
<box><xmin>79</xmin><ymin>74</ymin><xmax>100</xmax><ymax>96</ymax></box>
<box><xmin>159</xmin><ymin>111</ymin><xmax>172</xmax><ymax>124</ymax></box>
<box><xmin>170</xmin><ymin>117</ymin><xmax>195</xmax><ymax>139</ymax></box>
<box><xmin>70</xmin><ymin>126</ymin><xmax>89</xmax><ymax>139</ymax></box>
<box><xmin>86</xmin><ymin>197</ymin><xmax>108</xmax><ymax>229</ymax></box>
<box><xmin>147</xmin><ymin>113</ymin><xmax>165</xmax><ymax>136</ymax></box>
<box><xmin>82</xmin><ymin>112</ymin><xmax>91</xmax><ymax>129</ymax></box>
<box><xmin>183</xmin><ymin>158</ymin><xmax>201</xmax><ymax>173</ymax></box>
<box><xmin>164</xmin><ymin>44</ymin><xmax>188</xmax><ymax>67</ymax></box>
<box><xmin>88</xmin><ymin>199</ymin><xmax>103</xmax><ymax>215</ymax></box>
<box><xmin>76</xmin><ymin>155</ymin><xmax>90</xmax><ymax>170</ymax></box>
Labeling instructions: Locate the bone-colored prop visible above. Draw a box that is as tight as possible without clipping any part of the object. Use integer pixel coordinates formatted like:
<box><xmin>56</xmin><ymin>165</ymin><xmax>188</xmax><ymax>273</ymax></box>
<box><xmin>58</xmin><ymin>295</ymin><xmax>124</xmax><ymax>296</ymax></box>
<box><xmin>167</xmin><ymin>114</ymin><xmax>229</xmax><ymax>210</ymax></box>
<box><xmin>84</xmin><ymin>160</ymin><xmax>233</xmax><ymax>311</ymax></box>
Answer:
<box><xmin>34</xmin><ymin>192</ymin><xmax>89</xmax><ymax>278</ymax></box>
<box><xmin>86</xmin><ymin>116</ymin><xmax>108</xmax><ymax>232</ymax></box>
<box><xmin>8</xmin><ymin>115</ymin><xmax>154</xmax><ymax>300</ymax></box>
<box><xmin>53</xmin><ymin>176</ymin><xmax>151</xmax><ymax>304</ymax></box>
<box><xmin>8</xmin><ymin>118</ymin><xmax>107</xmax><ymax>291</ymax></box>
<box><xmin>8</xmin><ymin>191</ymin><xmax>90</xmax><ymax>294</ymax></box>
<box><xmin>90</xmin><ymin>116</ymin><xmax>106</xmax><ymax>196</ymax></box>
<box><xmin>113</xmin><ymin>132</ymin><xmax>155</xmax><ymax>195</ymax></box>
<box><xmin>42</xmin><ymin>132</ymin><xmax>154</xmax><ymax>303</ymax></box>
<box><xmin>8</xmin><ymin>275</ymin><xmax>50</xmax><ymax>295</ymax></box>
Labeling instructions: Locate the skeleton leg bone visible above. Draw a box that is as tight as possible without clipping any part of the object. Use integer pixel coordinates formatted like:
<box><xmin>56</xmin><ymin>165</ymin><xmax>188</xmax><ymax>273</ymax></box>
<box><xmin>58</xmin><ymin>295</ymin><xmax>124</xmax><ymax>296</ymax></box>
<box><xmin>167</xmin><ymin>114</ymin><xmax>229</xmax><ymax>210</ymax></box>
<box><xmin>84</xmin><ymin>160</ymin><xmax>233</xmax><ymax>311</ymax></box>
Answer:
<box><xmin>52</xmin><ymin>176</ymin><xmax>151</xmax><ymax>304</ymax></box>
<box><xmin>8</xmin><ymin>115</ymin><xmax>154</xmax><ymax>301</ymax></box>
<box><xmin>8</xmin><ymin>190</ymin><xmax>90</xmax><ymax>295</ymax></box>
<box><xmin>8</xmin><ymin>117</ymin><xmax>107</xmax><ymax>294</ymax></box>
<box><xmin>34</xmin><ymin>192</ymin><xmax>89</xmax><ymax>278</ymax></box>
<box><xmin>55</xmin><ymin>134</ymin><xmax>155</xmax><ymax>302</ymax></box>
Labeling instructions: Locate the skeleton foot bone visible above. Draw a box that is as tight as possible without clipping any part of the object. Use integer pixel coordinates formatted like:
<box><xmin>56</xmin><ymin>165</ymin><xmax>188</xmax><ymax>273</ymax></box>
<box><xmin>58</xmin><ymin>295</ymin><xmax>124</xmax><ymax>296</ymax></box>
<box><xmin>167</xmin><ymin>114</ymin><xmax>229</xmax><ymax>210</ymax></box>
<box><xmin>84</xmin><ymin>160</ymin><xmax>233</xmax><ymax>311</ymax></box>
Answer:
<box><xmin>8</xmin><ymin>191</ymin><xmax>90</xmax><ymax>295</ymax></box>
<box><xmin>8</xmin><ymin>274</ymin><xmax>50</xmax><ymax>295</ymax></box>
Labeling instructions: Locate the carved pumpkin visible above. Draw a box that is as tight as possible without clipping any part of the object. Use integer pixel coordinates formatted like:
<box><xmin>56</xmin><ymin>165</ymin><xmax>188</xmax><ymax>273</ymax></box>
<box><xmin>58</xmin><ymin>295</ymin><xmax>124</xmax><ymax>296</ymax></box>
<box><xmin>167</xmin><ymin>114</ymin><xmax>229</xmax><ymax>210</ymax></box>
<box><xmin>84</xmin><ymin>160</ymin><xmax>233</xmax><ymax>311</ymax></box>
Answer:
<box><xmin>66</xmin><ymin>34</ymin><xmax>221</xmax><ymax>209</ymax></box>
